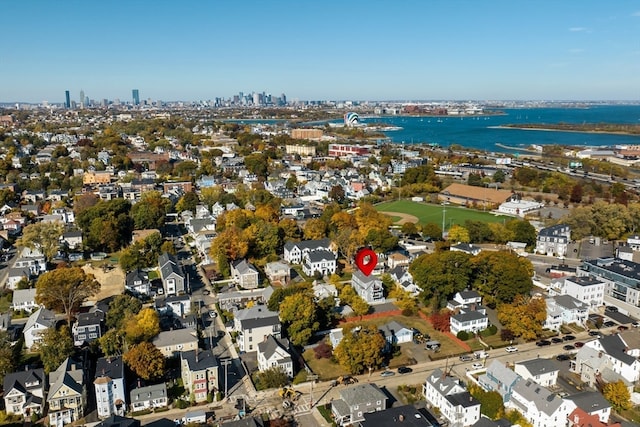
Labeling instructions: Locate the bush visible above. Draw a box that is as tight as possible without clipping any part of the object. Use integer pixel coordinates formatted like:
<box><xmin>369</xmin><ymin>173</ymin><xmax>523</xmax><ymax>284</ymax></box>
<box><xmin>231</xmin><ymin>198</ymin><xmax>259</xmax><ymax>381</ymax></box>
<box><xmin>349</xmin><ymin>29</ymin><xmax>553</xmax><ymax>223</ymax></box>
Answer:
<box><xmin>480</xmin><ymin>325</ymin><xmax>498</xmax><ymax>337</ymax></box>
<box><xmin>314</xmin><ymin>341</ymin><xmax>333</xmax><ymax>359</ymax></box>
<box><xmin>292</xmin><ymin>370</ymin><xmax>308</xmax><ymax>385</ymax></box>
<box><xmin>174</xmin><ymin>399</ymin><xmax>189</xmax><ymax>409</ymax></box>
<box><xmin>456</xmin><ymin>331</ymin><xmax>469</xmax><ymax>341</ymax></box>
<box><xmin>500</xmin><ymin>329</ymin><xmax>515</xmax><ymax>342</ymax></box>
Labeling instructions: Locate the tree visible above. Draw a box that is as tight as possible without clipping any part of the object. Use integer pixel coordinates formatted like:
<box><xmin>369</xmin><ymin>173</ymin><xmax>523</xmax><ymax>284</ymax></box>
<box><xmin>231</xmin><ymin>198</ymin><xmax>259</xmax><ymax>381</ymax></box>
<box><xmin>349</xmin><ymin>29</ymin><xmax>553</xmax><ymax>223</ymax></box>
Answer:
<box><xmin>106</xmin><ymin>295</ymin><xmax>142</xmax><ymax>329</ymax></box>
<box><xmin>303</xmin><ymin>218</ymin><xmax>327</xmax><ymax>240</ymax></box>
<box><xmin>497</xmin><ymin>295</ymin><xmax>547</xmax><ymax>341</ymax></box>
<box><xmin>472</xmin><ymin>251</ymin><xmax>533</xmax><ymax>305</ymax></box>
<box><xmin>421</xmin><ymin>223</ymin><xmax>443</xmax><ymax>240</ymax></box>
<box><xmin>401</xmin><ymin>222</ymin><xmax>419</xmax><ymax>237</ymax></box>
<box><xmin>469</xmin><ymin>384</ymin><xmax>504</xmax><ymax>419</ymax></box>
<box><xmin>35</xmin><ymin>267</ymin><xmax>100</xmax><ymax>324</ymax></box>
<box><xmin>493</xmin><ymin>169</ymin><xmax>506</xmax><ymax>183</ymax></box>
<box><xmin>329</xmin><ymin>185</ymin><xmax>346</xmax><ymax>204</ymax></box>
<box><xmin>431</xmin><ymin>310</ymin><xmax>451</xmax><ymax>332</ymax></box>
<box><xmin>254</xmin><ymin>367</ymin><xmax>289</xmax><ymax>390</ymax></box>
<box><xmin>505</xmin><ymin>219</ymin><xmax>537</xmax><ymax>248</ymax></box>
<box><xmin>99</xmin><ymin>329</ymin><xmax>125</xmax><ymax>356</ymax></box>
<box><xmin>279</xmin><ymin>293</ymin><xmax>319</xmax><ymax>346</ymax></box>
<box><xmin>123</xmin><ymin>342</ymin><xmax>165</xmax><ymax>381</ymax></box>
<box><xmin>15</xmin><ymin>221</ymin><xmax>65</xmax><ymax>262</ymax></box>
<box><xmin>467</xmin><ymin>173</ymin><xmax>484</xmax><ymax>187</ymax></box>
<box><xmin>131</xmin><ymin>191</ymin><xmax>172</xmax><ymax>230</ymax></box>
<box><xmin>447</xmin><ymin>224</ymin><xmax>470</xmax><ymax>243</ymax></box>
<box><xmin>569</xmin><ymin>183</ymin><xmax>583</xmax><ymax>203</ymax></box>
<box><xmin>602</xmin><ymin>379</ymin><xmax>632</xmax><ymax>411</ymax></box>
<box><xmin>410</xmin><ymin>251</ymin><xmax>473</xmax><ymax>307</ymax></box>
<box><xmin>464</xmin><ymin>220</ymin><xmax>493</xmax><ymax>243</ymax></box>
<box><xmin>124</xmin><ymin>308</ymin><xmax>160</xmax><ymax>344</ymax></box>
<box><xmin>38</xmin><ymin>325</ymin><xmax>74</xmax><ymax>373</ymax></box>
<box><xmin>175</xmin><ymin>191</ymin><xmax>200</xmax><ymax>213</ymax></box>
<box><xmin>0</xmin><ymin>331</ymin><xmax>18</xmax><ymax>383</ymax></box>
<box><xmin>314</xmin><ymin>341</ymin><xmax>333</xmax><ymax>359</ymax></box>
<box><xmin>334</xmin><ymin>324</ymin><xmax>386</xmax><ymax>375</ymax></box>
<box><xmin>210</xmin><ymin>226</ymin><xmax>249</xmax><ymax>263</ymax></box>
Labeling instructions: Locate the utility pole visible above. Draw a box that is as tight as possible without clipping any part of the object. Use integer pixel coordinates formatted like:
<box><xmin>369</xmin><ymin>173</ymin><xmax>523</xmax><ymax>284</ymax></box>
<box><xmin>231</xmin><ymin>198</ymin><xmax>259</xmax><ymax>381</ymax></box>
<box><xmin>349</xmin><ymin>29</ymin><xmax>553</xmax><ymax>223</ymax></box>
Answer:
<box><xmin>308</xmin><ymin>374</ymin><xmax>318</xmax><ymax>408</ymax></box>
<box><xmin>221</xmin><ymin>359</ymin><xmax>232</xmax><ymax>398</ymax></box>
<box><xmin>441</xmin><ymin>202</ymin><xmax>447</xmax><ymax>239</ymax></box>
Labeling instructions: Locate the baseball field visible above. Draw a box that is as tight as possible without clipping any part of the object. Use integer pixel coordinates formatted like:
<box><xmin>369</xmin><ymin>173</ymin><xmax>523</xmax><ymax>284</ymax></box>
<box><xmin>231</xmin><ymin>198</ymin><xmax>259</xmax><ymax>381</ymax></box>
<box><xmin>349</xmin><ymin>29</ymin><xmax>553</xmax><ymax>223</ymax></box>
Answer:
<box><xmin>375</xmin><ymin>200</ymin><xmax>509</xmax><ymax>226</ymax></box>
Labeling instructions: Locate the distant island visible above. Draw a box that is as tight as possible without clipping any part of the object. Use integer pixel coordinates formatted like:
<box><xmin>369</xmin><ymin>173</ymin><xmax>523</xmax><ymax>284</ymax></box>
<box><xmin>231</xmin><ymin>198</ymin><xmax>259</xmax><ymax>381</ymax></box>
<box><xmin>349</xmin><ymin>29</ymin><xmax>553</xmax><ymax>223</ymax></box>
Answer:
<box><xmin>501</xmin><ymin>122</ymin><xmax>640</xmax><ymax>136</ymax></box>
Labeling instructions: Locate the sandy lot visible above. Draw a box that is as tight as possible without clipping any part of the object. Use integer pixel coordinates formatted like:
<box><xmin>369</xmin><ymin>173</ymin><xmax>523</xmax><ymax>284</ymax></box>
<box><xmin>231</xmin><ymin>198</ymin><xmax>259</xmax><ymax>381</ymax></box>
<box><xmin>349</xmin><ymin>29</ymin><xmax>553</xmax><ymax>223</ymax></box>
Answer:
<box><xmin>379</xmin><ymin>211</ymin><xmax>419</xmax><ymax>225</ymax></box>
<box><xmin>83</xmin><ymin>264</ymin><xmax>125</xmax><ymax>303</ymax></box>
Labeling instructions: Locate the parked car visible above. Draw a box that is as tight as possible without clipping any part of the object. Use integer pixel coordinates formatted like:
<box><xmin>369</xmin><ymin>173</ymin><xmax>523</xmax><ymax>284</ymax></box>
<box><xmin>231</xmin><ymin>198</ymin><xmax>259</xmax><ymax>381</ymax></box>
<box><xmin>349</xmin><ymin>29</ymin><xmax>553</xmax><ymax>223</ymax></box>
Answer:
<box><xmin>381</xmin><ymin>370</ymin><xmax>395</xmax><ymax>377</ymax></box>
<box><xmin>536</xmin><ymin>340</ymin><xmax>552</xmax><ymax>346</ymax></box>
<box><xmin>605</xmin><ymin>305</ymin><xmax>619</xmax><ymax>313</ymax></box>
<box><xmin>505</xmin><ymin>346</ymin><xmax>518</xmax><ymax>353</ymax></box>
<box><xmin>398</xmin><ymin>366</ymin><xmax>413</xmax><ymax>374</ymax></box>
<box><xmin>603</xmin><ymin>321</ymin><xmax>616</xmax><ymax>328</ymax></box>
<box><xmin>588</xmin><ymin>330</ymin><xmax>601</xmax><ymax>336</ymax></box>
<box><xmin>618</xmin><ymin>325</ymin><xmax>629</xmax><ymax>331</ymax></box>
<box><xmin>574</xmin><ymin>341</ymin><xmax>585</xmax><ymax>348</ymax></box>
<box><xmin>551</xmin><ymin>337</ymin><xmax>563</xmax><ymax>344</ymax></box>
<box><xmin>556</xmin><ymin>354</ymin><xmax>571</xmax><ymax>361</ymax></box>
<box><xmin>563</xmin><ymin>344</ymin><xmax>575</xmax><ymax>351</ymax></box>
<box><xmin>459</xmin><ymin>355</ymin><xmax>474</xmax><ymax>362</ymax></box>
<box><xmin>471</xmin><ymin>363</ymin><xmax>484</xmax><ymax>370</ymax></box>
<box><xmin>633</xmin><ymin>322</ymin><xmax>640</xmax><ymax>328</ymax></box>
<box><xmin>563</xmin><ymin>335</ymin><xmax>576</xmax><ymax>341</ymax></box>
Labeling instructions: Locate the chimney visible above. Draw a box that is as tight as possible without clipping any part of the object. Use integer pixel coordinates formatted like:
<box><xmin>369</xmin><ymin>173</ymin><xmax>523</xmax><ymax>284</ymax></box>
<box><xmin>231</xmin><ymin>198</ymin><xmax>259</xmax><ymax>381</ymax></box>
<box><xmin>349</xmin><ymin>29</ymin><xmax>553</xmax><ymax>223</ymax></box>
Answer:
<box><xmin>196</xmin><ymin>347</ymin><xmax>199</xmax><ymax>363</ymax></box>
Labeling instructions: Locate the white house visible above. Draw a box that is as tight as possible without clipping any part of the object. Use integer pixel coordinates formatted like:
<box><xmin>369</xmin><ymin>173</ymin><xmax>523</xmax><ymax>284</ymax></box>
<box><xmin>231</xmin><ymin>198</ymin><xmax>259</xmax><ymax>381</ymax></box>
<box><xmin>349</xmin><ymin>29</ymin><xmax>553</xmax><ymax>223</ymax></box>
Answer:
<box><xmin>536</xmin><ymin>224</ymin><xmax>571</xmax><ymax>257</ymax></box>
<box><xmin>24</xmin><ymin>307</ymin><xmax>56</xmax><ymax>350</ymax></box>
<box><xmin>11</xmin><ymin>288</ymin><xmax>39</xmax><ymax>313</ymax></box>
<box><xmin>514</xmin><ymin>358</ymin><xmax>559</xmax><ymax>387</ymax></box>
<box><xmin>257</xmin><ymin>335</ymin><xmax>293</xmax><ymax>378</ymax></box>
<box><xmin>498</xmin><ymin>199</ymin><xmax>543</xmax><ymax>217</ymax></box>
<box><xmin>94</xmin><ymin>356</ymin><xmax>126</xmax><ymax>419</ymax></box>
<box><xmin>233</xmin><ymin>306</ymin><xmax>281</xmax><ymax>353</ymax></box>
<box><xmin>231</xmin><ymin>259</ymin><xmax>260</xmax><ymax>289</ymax></box>
<box><xmin>564</xmin><ymin>392</ymin><xmax>612</xmax><ymax>425</ymax></box>
<box><xmin>283</xmin><ymin>238</ymin><xmax>332</xmax><ymax>264</ymax></box>
<box><xmin>448</xmin><ymin>291</ymin><xmax>488</xmax><ymax>335</ymax></box>
<box><xmin>379</xmin><ymin>321</ymin><xmax>414</xmax><ymax>345</ymax></box>
<box><xmin>423</xmin><ymin>368</ymin><xmax>481</xmax><ymax>427</ymax></box>
<box><xmin>302</xmin><ymin>249</ymin><xmax>337</xmax><ymax>277</ymax></box>
<box><xmin>548</xmin><ymin>275</ymin><xmax>605</xmax><ymax>308</ymax></box>
<box><xmin>543</xmin><ymin>295</ymin><xmax>589</xmax><ymax>331</ymax></box>
<box><xmin>577</xmin><ymin>334</ymin><xmax>640</xmax><ymax>383</ymax></box>
<box><xmin>3</xmin><ymin>368</ymin><xmax>46</xmax><ymax>418</ymax></box>
<box><xmin>351</xmin><ymin>270</ymin><xmax>384</xmax><ymax>304</ymax></box>
<box><xmin>130</xmin><ymin>383</ymin><xmax>168</xmax><ymax>412</ymax></box>
<box><xmin>507</xmin><ymin>380</ymin><xmax>570</xmax><ymax>427</ymax></box>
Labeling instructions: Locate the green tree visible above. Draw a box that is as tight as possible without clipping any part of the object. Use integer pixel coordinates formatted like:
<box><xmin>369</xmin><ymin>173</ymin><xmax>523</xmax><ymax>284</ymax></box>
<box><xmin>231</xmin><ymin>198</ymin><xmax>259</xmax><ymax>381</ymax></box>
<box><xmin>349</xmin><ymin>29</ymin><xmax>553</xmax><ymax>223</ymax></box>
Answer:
<box><xmin>279</xmin><ymin>293</ymin><xmax>319</xmax><ymax>346</ymax></box>
<box><xmin>0</xmin><ymin>331</ymin><xmax>18</xmax><ymax>383</ymax></box>
<box><xmin>472</xmin><ymin>251</ymin><xmax>533</xmax><ymax>305</ymax></box>
<box><xmin>38</xmin><ymin>325</ymin><xmax>74</xmax><ymax>373</ymax></box>
<box><xmin>409</xmin><ymin>251</ymin><xmax>473</xmax><ymax>307</ymax></box>
<box><xmin>493</xmin><ymin>169</ymin><xmax>506</xmax><ymax>183</ymax></box>
<box><xmin>421</xmin><ymin>223</ymin><xmax>443</xmax><ymax>240</ymax></box>
<box><xmin>175</xmin><ymin>191</ymin><xmax>200</xmax><ymax>213</ymax></box>
<box><xmin>35</xmin><ymin>267</ymin><xmax>100</xmax><ymax>324</ymax></box>
<box><xmin>602</xmin><ymin>379</ymin><xmax>632</xmax><ymax>411</ymax></box>
<box><xmin>267</xmin><ymin>283</ymin><xmax>310</xmax><ymax>312</ymax></box>
<box><xmin>334</xmin><ymin>324</ymin><xmax>386</xmax><ymax>375</ymax></box>
<box><xmin>76</xmin><ymin>199</ymin><xmax>133</xmax><ymax>252</ymax></box>
<box><xmin>131</xmin><ymin>191</ymin><xmax>172</xmax><ymax>230</ymax></box>
<box><xmin>400</xmin><ymin>222</ymin><xmax>419</xmax><ymax>237</ymax></box>
<box><xmin>469</xmin><ymin>384</ymin><xmax>504</xmax><ymax>419</ymax></box>
<box><xmin>505</xmin><ymin>219</ymin><xmax>537</xmax><ymax>248</ymax></box>
<box><xmin>99</xmin><ymin>329</ymin><xmax>126</xmax><ymax>356</ymax></box>
<box><xmin>106</xmin><ymin>295</ymin><xmax>142</xmax><ymax>329</ymax></box>
<box><xmin>15</xmin><ymin>221</ymin><xmax>65</xmax><ymax>262</ymax></box>
<box><xmin>254</xmin><ymin>367</ymin><xmax>289</xmax><ymax>390</ymax></box>
<box><xmin>123</xmin><ymin>342</ymin><xmax>165</xmax><ymax>381</ymax></box>
<box><xmin>464</xmin><ymin>220</ymin><xmax>493</xmax><ymax>243</ymax></box>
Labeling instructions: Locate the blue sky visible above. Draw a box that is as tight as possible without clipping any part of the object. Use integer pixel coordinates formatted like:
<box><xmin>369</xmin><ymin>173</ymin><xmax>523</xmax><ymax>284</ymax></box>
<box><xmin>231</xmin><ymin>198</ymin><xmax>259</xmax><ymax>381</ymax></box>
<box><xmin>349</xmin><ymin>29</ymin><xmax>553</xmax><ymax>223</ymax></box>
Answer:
<box><xmin>2</xmin><ymin>0</ymin><xmax>640</xmax><ymax>103</ymax></box>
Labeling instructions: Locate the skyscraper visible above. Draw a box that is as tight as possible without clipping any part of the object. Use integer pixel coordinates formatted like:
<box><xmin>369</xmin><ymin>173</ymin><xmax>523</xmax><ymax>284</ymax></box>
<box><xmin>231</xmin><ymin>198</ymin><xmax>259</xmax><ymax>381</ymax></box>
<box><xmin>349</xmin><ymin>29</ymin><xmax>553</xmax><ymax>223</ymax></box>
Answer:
<box><xmin>132</xmin><ymin>89</ymin><xmax>140</xmax><ymax>106</ymax></box>
<box><xmin>79</xmin><ymin>90</ymin><xmax>85</xmax><ymax>109</ymax></box>
<box><xmin>65</xmin><ymin>90</ymin><xmax>71</xmax><ymax>109</ymax></box>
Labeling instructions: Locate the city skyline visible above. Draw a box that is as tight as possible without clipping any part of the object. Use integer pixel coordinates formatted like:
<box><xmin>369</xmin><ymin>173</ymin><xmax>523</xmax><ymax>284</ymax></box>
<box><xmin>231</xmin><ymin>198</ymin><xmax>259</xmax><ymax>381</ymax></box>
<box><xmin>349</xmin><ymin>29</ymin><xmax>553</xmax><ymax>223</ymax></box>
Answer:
<box><xmin>3</xmin><ymin>0</ymin><xmax>640</xmax><ymax>103</ymax></box>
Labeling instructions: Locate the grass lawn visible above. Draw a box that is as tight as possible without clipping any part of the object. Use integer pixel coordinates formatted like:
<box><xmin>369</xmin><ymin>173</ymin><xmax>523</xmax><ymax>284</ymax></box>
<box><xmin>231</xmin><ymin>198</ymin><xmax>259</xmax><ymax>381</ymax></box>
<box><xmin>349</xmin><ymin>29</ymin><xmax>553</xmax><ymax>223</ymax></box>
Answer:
<box><xmin>375</xmin><ymin>200</ymin><xmax>509</xmax><ymax>225</ymax></box>
<box><xmin>620</xmin><ymin>408</ymin><xmax>640</xmax><ymax>424</ymax></box>
<box><xmin>303</xmin><ymin>348</ymin><xmax>350</xmax><ymax>380</ymax></box>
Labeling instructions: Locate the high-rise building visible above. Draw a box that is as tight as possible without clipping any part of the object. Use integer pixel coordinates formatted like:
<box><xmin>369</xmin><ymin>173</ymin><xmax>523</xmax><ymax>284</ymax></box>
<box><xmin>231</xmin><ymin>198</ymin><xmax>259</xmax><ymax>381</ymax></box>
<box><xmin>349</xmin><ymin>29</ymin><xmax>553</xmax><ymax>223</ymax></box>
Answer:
<box><xmin>132</xmin><ymin>89</ymin><xmax>140</xmax><ymax>105</ymax></box>
<box><xmin>65</xmin><ymin>91</ymin><xmax>71</xmax><ymax>109</ymax></box>
<box><xmin>79</xmin><ymin>90</ymin><xmax>85</xmax><ymax>108</ymax></box>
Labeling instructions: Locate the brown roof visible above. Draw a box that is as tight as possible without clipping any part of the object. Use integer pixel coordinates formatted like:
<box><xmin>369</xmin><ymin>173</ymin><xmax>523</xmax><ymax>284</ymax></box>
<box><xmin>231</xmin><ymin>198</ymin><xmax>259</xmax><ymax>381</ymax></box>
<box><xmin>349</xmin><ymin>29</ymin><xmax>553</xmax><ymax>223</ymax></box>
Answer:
<box><xmin>440</xmin><ymin>183</ymin><xmax>512</xmax><ymax>205</ymax></box>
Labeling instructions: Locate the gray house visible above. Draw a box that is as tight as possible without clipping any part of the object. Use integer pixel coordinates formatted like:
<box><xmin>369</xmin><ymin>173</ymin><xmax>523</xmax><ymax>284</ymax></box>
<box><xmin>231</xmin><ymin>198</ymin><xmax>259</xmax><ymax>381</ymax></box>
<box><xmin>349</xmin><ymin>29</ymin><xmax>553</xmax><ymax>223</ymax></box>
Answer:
<box><xmin>158</xmin><ymin>252</ymin><xmax>185</xmax><ymax>295</ymax></box>
<box><xmin>331</xmin><ymin>383</ymin><xmax>387</xmax><ymax>427</ymax></box>
<box><xmin>351</xmin><ymin>270</ymin><xmax>384</xmax><ymax>304</ymax></box>
<box><xmin>231</xmin><ymin>259</ymin><xmax>260</xmax><ymax>289</ymax></box>
<box><xmin>478</xmin><ymin>360</ymin><xmax>521</xmax><ymax>403</ymax></box>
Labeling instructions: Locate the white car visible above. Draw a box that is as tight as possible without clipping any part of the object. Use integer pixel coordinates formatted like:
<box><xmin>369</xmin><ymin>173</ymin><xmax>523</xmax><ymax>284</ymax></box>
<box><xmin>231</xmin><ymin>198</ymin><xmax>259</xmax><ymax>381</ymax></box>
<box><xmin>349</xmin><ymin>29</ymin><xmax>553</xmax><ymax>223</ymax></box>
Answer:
<box><xmin>471</xmin><ymin>363</ymin><xmax>484</xmax><ymax>370</ymax></box>
<box><xmin>505</xmin><ymin>346</ymin><xmax>518</xmax><ymax>353</ymax></box>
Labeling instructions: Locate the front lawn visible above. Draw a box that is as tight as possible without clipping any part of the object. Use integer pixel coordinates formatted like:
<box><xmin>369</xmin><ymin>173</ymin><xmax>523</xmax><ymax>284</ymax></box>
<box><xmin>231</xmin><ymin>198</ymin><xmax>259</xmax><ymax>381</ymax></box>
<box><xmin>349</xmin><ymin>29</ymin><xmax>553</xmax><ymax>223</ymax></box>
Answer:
<box><xmin>303</xmin><ymin>348</ymin><xmax>350</xmax><ymax>380</ymax></box>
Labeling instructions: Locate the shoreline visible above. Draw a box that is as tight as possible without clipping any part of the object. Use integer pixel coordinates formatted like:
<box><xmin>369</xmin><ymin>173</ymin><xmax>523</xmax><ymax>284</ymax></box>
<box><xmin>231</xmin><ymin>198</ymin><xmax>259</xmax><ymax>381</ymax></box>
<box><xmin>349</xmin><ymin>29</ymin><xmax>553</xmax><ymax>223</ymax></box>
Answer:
<box><xmin>495</xmin><ymin>124</ymin><xmax>640</xmax><ymax>137</ymax></box>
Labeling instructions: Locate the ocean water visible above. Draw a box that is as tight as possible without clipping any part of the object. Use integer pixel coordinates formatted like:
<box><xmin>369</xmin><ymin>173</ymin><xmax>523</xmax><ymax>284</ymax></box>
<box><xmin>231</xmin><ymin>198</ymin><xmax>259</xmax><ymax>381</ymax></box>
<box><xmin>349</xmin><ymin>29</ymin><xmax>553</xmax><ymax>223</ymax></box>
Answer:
<box><xmin>360</xmin><ymin>105</ymin><xmax>640</xmax><ymax>153</ymax></box>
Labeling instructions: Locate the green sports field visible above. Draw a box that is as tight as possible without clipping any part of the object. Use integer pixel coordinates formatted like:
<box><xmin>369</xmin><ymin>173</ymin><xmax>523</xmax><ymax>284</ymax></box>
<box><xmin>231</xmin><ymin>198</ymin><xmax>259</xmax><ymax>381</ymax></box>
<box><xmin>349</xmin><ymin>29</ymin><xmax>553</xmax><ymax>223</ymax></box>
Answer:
<box><xmin>375</xmin><ymin>200</ymin><xmax>509</xmax><ymax>226</ymax></box>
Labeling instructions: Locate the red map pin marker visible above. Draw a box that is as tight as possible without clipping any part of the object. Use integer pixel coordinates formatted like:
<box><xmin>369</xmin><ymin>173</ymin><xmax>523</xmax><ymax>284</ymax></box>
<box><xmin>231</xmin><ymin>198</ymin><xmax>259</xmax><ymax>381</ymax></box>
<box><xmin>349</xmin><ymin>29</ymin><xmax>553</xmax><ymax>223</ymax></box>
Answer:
<box><xmin>355</xmin><ymin>248</ymin><xmax>378</xmax><ymax>276</ymax></box>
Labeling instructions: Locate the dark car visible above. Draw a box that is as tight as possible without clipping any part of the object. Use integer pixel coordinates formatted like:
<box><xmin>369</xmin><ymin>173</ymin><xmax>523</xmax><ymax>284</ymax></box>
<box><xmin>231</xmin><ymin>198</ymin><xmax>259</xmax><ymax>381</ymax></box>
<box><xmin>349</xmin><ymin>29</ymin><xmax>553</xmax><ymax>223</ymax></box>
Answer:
<box><xmin>603</xmin><ymin>321</ymin><xmax>616</xmax><ymax>328</ymax></box>
<box><xmin>618</xmin><ymin>325</ymin><xmax>629</xmax><ymax>331</ymax></box>
<box><xmin>563</xmin><ymin>335</ymin><xmax>576</xmax><ymax>341</ymax></box>
<box><xmin>605</xmin><ymin>305</ymin><xmax>619</xmax><ymax>313</ymax></box>
<box><xmin>536</xmin><ymin>340</ymin><xmax>552</xmax><ymax>346</ymax></box>
<box><xmin>459</xmin><ymin>355</ymin><xmax>474</xmax><ymax>362</ymax></box>
<box><xmin>398</xmin><ymin>366</ymin><xmax>413</xmax><ymax>374</ymax></box>
<box><xmin>551</xmin><ymin>337</ymin><xmax>563</xmax><ymax>344</ymax></box>
<box><xmin>574</xmin><ymin>341</ymin><xmax>585</xmax><ymax>348</ymax></box>
<box><xmin>556</xmin><ymin>354</ymin><xmax>571</xmax><ymax>361</ymax></box>
<box><xmin>588</xmin><ymin>330</ymin><xmax>601</xmax><ymax>337</ymax></box>
<box><xmin>563</xmin><ymin>344</ymin><xmax>575</xmax><ymax>351</ymax></box>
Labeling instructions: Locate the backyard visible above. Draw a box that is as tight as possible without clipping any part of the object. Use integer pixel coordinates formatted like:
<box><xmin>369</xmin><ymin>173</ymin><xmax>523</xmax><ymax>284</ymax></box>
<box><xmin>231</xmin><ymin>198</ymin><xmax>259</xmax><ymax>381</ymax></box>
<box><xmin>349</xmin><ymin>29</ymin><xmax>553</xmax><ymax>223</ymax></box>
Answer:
<box><xmin>375</xmin><ymin>200</ymin><xmax>509</xmax><ymax>226</ymax></box>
